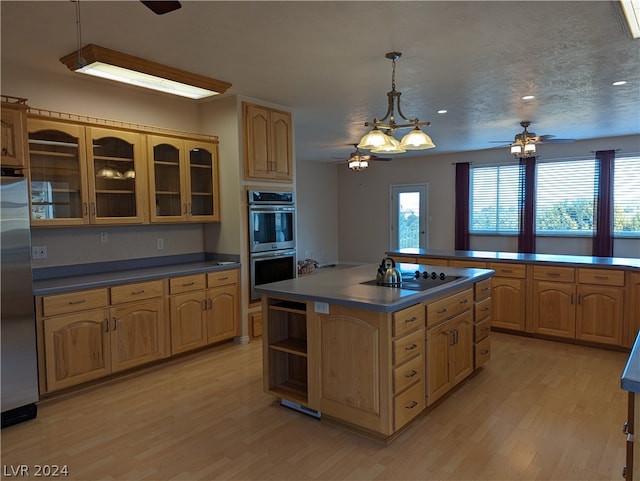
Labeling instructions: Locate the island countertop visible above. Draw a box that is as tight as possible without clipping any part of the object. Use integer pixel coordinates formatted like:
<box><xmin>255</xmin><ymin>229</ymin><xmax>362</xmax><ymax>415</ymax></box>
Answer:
<box><xmin>622</xmin><ymin>332</ymin><xmax>640</xmax><ymax>393</ymax></box>
<box><xmin>254</xmin><ymin>263</ymin><xmax>494</xmax><ymax>312</ymax></box>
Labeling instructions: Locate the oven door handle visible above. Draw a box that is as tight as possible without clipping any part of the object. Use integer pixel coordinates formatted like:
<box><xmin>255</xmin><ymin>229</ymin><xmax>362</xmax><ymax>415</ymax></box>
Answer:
<box><xmin>248</xmin><ymin>206</ymin><xmax>295</xmax><ymax>212</ymax></box>
<box><xmin>250</xmin><ymin>250</ymin><xmax>296</xmax><ymax>259</ymax></box>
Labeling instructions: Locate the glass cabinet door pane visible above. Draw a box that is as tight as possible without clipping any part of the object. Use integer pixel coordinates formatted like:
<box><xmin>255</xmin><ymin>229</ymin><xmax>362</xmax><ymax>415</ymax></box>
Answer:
<box><xmin>153</xmin><ymin>143</ymin><xmax>182</xmax><ymax>217</ymax></box>
<box><xmin>92</xmin><ymin>136</ymin><xmax>137</xmax><ymax>218</ymax></box>
<box><xmin>189</xmin><ymin>146</ymin><xmax>214</xmax><ymax>216</ymax></box>
<box><xmin>28</xmin><ymin>129</ymin><xmax>84</xmax><ymax>221</ymax></box>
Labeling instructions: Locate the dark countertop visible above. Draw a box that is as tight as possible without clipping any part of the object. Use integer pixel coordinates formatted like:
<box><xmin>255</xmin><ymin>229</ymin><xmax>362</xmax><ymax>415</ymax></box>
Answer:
<box><xmin>255</xmin><ymin>263</ymin><xmax>494</xmax><ymax>312</ymax></box>
<box><xmin>622</xmin><ymin>332</ymin><xmax>640</xmax><ymax>393</ymax></box>
<box><xmin>387</xmin><ymin>248</ymin><xmax>640</xmax><ymax>270</ymax></box>
<box><xmin>32</xmin><ymin>254</ymin><xmax>240</xmax><ymax>296</ymax></box>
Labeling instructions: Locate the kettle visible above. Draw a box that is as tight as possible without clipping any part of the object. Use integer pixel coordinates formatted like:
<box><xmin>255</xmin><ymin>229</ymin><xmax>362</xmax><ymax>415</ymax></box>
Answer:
<box><xmin>376</xmin><ymin>257</ymin><xmax>402</xmax><ymax>286</ymax></box>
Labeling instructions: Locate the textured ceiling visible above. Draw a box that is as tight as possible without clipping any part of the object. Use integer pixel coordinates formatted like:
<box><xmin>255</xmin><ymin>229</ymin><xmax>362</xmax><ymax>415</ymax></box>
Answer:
<box><xmin>2</xmin><ymin>1</ymin><xmax>639</xmax><ymax>162</ymax></box>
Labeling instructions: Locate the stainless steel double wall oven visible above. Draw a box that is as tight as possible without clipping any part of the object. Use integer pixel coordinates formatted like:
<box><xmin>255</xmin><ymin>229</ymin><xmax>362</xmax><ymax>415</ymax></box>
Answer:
<box><xmin>248</xmin><ymin>191</ymin><xmax>296</xmax><ymax>301</ymax></box>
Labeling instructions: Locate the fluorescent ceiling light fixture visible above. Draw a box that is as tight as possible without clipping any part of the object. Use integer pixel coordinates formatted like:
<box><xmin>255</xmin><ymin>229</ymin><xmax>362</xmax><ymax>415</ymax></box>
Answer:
<box><xmin>621</xmin><ymin>0</ymin><xmax>640</xmax><ymax>38</ymax></box>
<box><xmin>60</xmin><ymin>44</ymin><xmax>231</xmax><ymax>100</ymax></box>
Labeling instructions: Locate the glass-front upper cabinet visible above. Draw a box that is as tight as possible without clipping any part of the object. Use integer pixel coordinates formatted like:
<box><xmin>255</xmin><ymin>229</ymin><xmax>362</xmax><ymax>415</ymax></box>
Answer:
<box><xmin>85</xmin><ymin>127</ymin><xmax>145</xmax><ymax>224</ymax></box>
<box><xmin>28</xmin><ymin>119</ymin><xmax>89</xmax><ymax>226</ymax></box>
<box><xmin>148</xmin><ymin>135</ymin><xmax>220</xmax><ymax>223</ymax></box>
<box><xmin>186</xmin><ymin>140</ymin><xmax>219</xmax><ymax>222</ymax></box>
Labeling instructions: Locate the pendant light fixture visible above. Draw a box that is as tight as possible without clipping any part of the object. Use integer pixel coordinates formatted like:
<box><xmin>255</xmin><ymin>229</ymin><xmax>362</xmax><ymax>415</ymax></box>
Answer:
<box><xmin>358</xmin><ymin>52</ymin><xmax>435</xmax><ymax>154</ymax></box>
<box><xmin>510</xmin><ymin>121</ymin><xmax>537</xmax><ymax>157</ymax></box>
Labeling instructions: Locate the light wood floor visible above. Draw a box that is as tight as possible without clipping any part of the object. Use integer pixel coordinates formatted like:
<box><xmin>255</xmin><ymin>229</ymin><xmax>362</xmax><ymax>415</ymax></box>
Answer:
<box><xmin>0</xmin><ymin>332</ymin><xmax>629</xmax><ymax>481</ymax></box>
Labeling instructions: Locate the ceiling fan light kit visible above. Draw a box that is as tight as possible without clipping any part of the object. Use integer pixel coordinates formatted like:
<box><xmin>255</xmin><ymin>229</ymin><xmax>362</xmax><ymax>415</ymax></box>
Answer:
<box><xmin>358</xmin><ymin>52</ymin><xmax>435</xmax><ymax>154</ymax></box>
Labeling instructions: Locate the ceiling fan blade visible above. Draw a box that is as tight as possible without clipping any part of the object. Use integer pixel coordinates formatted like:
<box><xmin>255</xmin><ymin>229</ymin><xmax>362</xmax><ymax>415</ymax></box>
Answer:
<box><xmin>542</xmin><ymin>138</ymin><xmax>576</xmax><ymax>143</ymax></box>
<box><xmin>489</xmin><ymin>140</ymin><xmax>513</xmax><ymax>143</ymax></box>
<box><xmin>141</xmin><ymin>1</ymin><xmax>182</xmax><ymax>15</ymax></box>
<box><xmin>367</xmin><ymin>156</ymin><xmax>392</xmax><ymax>161</ymax></box>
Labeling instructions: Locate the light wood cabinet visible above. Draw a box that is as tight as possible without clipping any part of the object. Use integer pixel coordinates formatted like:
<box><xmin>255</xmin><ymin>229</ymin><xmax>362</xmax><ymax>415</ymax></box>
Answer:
<box><xmin>627</xmin><ymin>272</ymin><xmax>640</xmax><ymax>347</ymax></box>
<box><xmin>474</xmin><ymin>278</ymin><xmax>492</xmax><ymax>368</ymax></box>
<box><xmin>43</xmin><ymin>308</ymin><xmax>111</xmax><ymax>392</ymax></box>
<box><xmin>532</xmin><ymin>280</ymin><xmax>576</xmax><ymax>338</ymax></box>
<box><xmin>148</xmin><ymin>135</ymin><xmax>220</xmax><ymax>223</ymax></box>
<box><xmin>28</xmin><ymin>120</ymin><xmax>148</xmax><ymax>225</ymax></box>
<box><xmin>576</xmin><ymin>284</ymin><xmax>624</xmax><ymax>345</ymax></box>
<box><xmin>169</xmin><ymin>274</ymin><xmax>208</xmax><ymax>354</ymax></box>
<box><xmin>426</xmin><ymin>309</ymin><xmax>473</xmax><ymax>406</ymax></box>
<box><xmin>39</xmin><ymin>280</ymin><xmax>167</xmax><ymax>393</ymax></box>
<box><xmin>243</xmin><ymin>102</ymin><xmax>293</xmax><ymax>182</ymax></box>
<box><xmin>1</xmin><ymin>100</ymin><xmax>28</xmax><ymax>168</ymax></box>
<box><xmin>489</xmin><ymin>262</ymin><xmax>527</xmax><ymax>332</ymax></box>
<box><xmin>169</xmin><ymin>270</ymin><xmax>239</xmax><ymax>354</ymax></box>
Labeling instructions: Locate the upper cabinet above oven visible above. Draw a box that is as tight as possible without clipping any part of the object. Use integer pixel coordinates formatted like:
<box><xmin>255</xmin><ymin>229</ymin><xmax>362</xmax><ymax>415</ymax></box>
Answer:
<box><xmin>242</xmin><ymin>102</ymin><xmax>293</xmax><ymax>183</ymax></box>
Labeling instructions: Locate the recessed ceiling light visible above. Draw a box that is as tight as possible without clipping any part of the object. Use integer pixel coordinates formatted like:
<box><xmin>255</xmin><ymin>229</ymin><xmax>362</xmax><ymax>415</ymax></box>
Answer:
<box><xmin>437</xmin><ymin>109</ymin><xmax>447</xmax><ymax>114</ymax></box>
<box><xmin>522</xmin><ymin>95</ymin><xmax>535</xmax><ymax>100</ymax></box>
<box><xmin>612</xmin><ymin>81</ymin><xmax>628</xmax><ymax>86</ymax></box>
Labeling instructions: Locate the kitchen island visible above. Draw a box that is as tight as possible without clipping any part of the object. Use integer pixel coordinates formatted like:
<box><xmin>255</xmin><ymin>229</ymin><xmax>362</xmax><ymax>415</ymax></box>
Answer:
<box><xmin>256</xmin><ymin>262</ymin><xmax>494</xmax><ymax>442</ymax></box>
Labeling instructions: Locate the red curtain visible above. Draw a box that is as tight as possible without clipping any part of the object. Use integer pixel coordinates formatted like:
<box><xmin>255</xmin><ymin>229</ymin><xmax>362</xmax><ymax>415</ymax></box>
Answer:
<box><xmin>518</xmin><ymin>156</ymin><xmax>536</xmax><ymax>253</ymax></box>
<box><xmin>455</xmin><ymin>162</ymin><xmax>470</xmax><ymax>250</ymax></box>
<box><xmin>592</xmin><ymin>150</ymin><xmax>615</xmax><ymax>257</ymax></box>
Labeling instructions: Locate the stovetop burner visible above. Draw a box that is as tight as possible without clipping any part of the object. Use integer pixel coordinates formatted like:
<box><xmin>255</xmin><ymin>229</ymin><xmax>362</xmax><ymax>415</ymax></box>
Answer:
<box><xmin>360</xmin><ymin>269</ymin><xmax>461</xmax><ymax>291</ymax></box>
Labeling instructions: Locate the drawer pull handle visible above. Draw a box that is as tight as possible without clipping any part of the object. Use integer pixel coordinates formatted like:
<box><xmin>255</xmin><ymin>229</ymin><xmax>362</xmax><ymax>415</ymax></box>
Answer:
<box><xmin>405</xmin><ymin>370</ymin><xmax>418</xmax><ymax>378</ymax></box>
<box><xmin>183</xmin><ymin>281</ymin><xmax>195</xmax><ymax>287</ymax></box>
<box><xmin>217</xmin><ymin>276</ymin><xmax>229</xmax><ymax>281</ymax></box>
<box><xmin>459</xmin><ymin>299</ymin><xmax>469</xmax><ymax>304</ymax></box>
<box><xmin>405</xmin><ymin>401</ymin><xmax>418</xmax><ymax>410</ymax></box>
<box><xmin>547</xmin><ymin>272</ymin><xmax>561</xmax><ymax>277</ymax></box>
<box><xmin>405</xmin><ymin>343</ymin><xmax>418</xmax><ymax>351</ymax></box>
<box><xmin>68</xmin><ymin>299</ymin><xmax>85</xmax><ymax>305</ymax></box>
<box><xmin>131</xmin><ymin>289</ymin><xmax>145</xmax><ymax>295</ymax></box>
<box><xmin>405</xmin><ymin>316</ymin><xmax>417</xmax><ymax>324</ymax></box>
<box><xmin>482</xmin><ymin>287</ymin><xmax>491</xmax><ymax>291</ymax></box>
<box><xmin>437</xmin><ymin>308</ymin><xmax>448</xmax><ymax>314</ymax></box>
<box><xmin>112</xmin><ymin>317</ymin><xmax>117</xmax><ymax>331</ymax></box>
<box><xmin>501</xmin><ymin>269</ymin><xmax>513</xmax><ymax>273</ymax></box>
<box><xmin>104</xmin><ymin>319</ymin><xmax>109</xmax><ymax>332</ymax></box>
<box><xmin>481</xmin><ymin>307</ymin><xmax>489</xmax><ymax>312</ymax></box>
<box><xmin>481</xmin><ymin>349</ymin><xmax>489</xmax><ymax>355</ymax></box>
<box><xmin>594</xmin><ymin>275</ymin><xmax>609</xmax><ymax>280</ymax></box>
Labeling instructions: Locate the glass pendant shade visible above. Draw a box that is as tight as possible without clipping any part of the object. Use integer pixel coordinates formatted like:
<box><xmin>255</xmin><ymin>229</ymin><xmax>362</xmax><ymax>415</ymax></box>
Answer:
<box><xmin>510</xmin><ymin>143</ymin><xmax>522</xmax><ymax>156</ymax></box>
<box><xmin>358</xmin><ymin>127</ymin><xmax>393</xmax><ymax>150</ymax></box>
<box><xmin>123</xmin><ymin>169</ymin><xmax>136</xmax><ymax>179</ymax></box>
<box><xmin>371</xmin><ymin>134</ymin><xmax>406</xmax><ymax>154</ymax></box>
<box><xmin>400</xmin><ymin>127</ymin><xmax>436</xmax><ymax>150</ymax></box>
<box><xmin>348</xmin><ymin>159</ymin><xmax>369</xmax><ymax>171</ymax></box>
<box><xmin>524</xmin><ymin>142</ymin><xmax>536</xmax><ymax>154</ymax></box>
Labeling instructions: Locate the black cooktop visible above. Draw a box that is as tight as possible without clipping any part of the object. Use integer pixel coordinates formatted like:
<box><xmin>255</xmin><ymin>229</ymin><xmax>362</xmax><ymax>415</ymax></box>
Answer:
<box><xmin>360</xmin><ymin>270</ymin><xmax>461</xmax><ymax>291</ymax></box>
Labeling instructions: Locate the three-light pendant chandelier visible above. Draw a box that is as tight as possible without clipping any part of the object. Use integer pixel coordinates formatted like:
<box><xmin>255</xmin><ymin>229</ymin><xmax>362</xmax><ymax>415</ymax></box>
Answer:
<box><xmin>358</xmin><ymin>52</ymin><xmax>436</xmax><ymax>154</ymax></box>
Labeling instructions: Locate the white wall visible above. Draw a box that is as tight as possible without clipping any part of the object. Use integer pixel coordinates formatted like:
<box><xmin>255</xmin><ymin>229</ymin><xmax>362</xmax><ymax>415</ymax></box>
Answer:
<box><xmin>296</xmin><ymin>160</ymin><xmax>339</xmax><ymax>266</ymax></box>
<box><xmin>334</xmin><ymin>135</ymin><xmax>640</xmax><ymax>263</ymax></box>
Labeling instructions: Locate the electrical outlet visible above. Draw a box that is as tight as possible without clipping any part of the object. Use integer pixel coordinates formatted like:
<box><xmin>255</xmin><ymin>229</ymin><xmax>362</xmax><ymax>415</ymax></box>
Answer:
<box><xmin>100</xmin><ymin>232</ymin><xmax>108</xmax><ymax>244</ymax></box>
<box><xmin>156</xmin><ymin>238</ymin><xmax>164</xmax><ymax>250</ymax></box>
<box><xmin>32</xmin><ymin>246</ymin><xmax>47</xmax><ymax>260</ymax></box>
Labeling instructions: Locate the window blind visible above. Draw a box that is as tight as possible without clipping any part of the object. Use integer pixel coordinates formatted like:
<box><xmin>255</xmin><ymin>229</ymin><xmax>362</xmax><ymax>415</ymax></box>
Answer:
<box><xmin>469</xmin><ymin>165</ymin><xmax>520</xmax><ymax>233</ymax></box>
<box><xmin>613</xmin><ymin>155</ymin><xmax>640</xmax><ymax>235</ymax></box>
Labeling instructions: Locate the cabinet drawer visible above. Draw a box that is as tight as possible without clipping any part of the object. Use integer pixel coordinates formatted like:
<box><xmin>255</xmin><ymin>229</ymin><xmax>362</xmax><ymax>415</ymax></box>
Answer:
<box><xmin>393</xmin><ymin>329</ymin><xmax>423</xmax><ymax>365</ymax></box>
<box><xmin>42</xmin><ymin>288</ymin><xmax>108</xmax><ymax>317</ymax></box>
<box><xmin>475</xmin><ymin>318</ymin><xmax>492</xmax><ymax>342</ymax></box>
<box><xmin>207</xmin><ymin>269</ymin><xmax>238</xmax><ymax>288</ymax></box>
<box><xmin>427</xmin><ymin>288</ymin><xmax>473</xmax><ymax>327</ymax></box>
<box><xmin>489</xmin><ymin>262</ymin><xmax>526</xmax><ymax>278</ymax></box>
<box><xmin>110</xmin><ymin>280</ymin><xmax>164</xmax><ymax>304</ymax></box>
<box><xmin>475</xmin><ymin>278</ymin><xmax>492</xmax><ymax>301</ymax></box>
<box><xmin>392</xmin><ymin>303</ymin><xmax>424</xmax><ymax>337</ymax></box>
<box><xmin>416</xmin><ymin>257</ymin><xmax>449</xmax><ymax>267</ymax></box>
<box><xmin>578</xmin><ymin>268</ymin><xmax>624</xmax><ymax>287</ymax></box>
<box><xmin>169</xmin><ymin>274</ymin><xmax>206</xmax><ymax>294</ymax></box>
<box><xmin>391</xmin><ymin>255</ymin><xmax>416</xmax><ymax>264</ymax></box>
<box><xmin>533</xmin><ymin>266</ymin><xmax>575</xmax><ymax>282</ymax></box>
<box><xmin>394</xmin><ymin>381</ymin><xmax>425</xmax><ymax>430</ymax></box>
<box><xmin>475</xmin><ymin>297</ymin><xmax>492</xmax><ymax>322</ymax></box>
<box><xmin>475</xmin><ymin>337</ymin><xmax>491</xmax><ymax>368</ymax></box>
<box><xmin>393</xmin><ymin>354</ymin><xmax>423</xmax><ymax>394</ymax></box>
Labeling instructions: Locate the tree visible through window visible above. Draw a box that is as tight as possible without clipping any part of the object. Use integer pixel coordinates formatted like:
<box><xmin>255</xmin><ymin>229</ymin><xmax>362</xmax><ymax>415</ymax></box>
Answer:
<box><xmin>614</xmin><ymin>156</ymin><xmax>640</xmax><ymax>234</ymax></box>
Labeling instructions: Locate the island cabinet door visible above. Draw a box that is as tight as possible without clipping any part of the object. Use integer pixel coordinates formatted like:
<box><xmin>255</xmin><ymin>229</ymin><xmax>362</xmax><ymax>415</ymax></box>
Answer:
<box><xmin>307</xmin><ymin>305</ymin><xmax>392</xmax><ymax>435</ymax></box>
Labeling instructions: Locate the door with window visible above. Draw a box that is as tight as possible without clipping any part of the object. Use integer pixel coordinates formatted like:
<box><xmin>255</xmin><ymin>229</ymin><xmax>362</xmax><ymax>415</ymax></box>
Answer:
<box><xmin>390</xmin><ymin>184</ymin><xmax>428</xmax><ymax>250</ymax></box>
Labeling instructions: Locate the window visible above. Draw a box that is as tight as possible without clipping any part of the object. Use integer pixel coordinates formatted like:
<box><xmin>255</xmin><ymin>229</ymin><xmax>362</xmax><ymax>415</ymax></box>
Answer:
<box><xmin>390</xmin><ymin>184</ymin><xmax>428</xmax><ymax>249</ymax></box>
<box><xmin>535</xmin><ymin>159</ymin><xmax>597</xmax><ymax>234</ymax></box>
<box><xmin>614</xmin><ymin>156</ymin><xmax>640</xmax><ymax>235</ymax></box>
<box><xmin>469</xmin><ymin>165</ymin><xmax>519</xmax><ymax>233</ymax></box>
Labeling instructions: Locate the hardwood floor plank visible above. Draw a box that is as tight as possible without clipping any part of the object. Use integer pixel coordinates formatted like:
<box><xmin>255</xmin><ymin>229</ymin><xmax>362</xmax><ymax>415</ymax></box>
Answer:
<box><xmin>0</xmin><ymin>333</ymin><xmax>628</xmax><ymax>480</ymax></box>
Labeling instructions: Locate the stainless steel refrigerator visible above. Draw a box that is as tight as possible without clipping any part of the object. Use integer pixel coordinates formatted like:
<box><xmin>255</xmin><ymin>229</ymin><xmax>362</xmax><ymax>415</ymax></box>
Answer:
<box><xmin>1</xmin><ymin>169</ymin><xmax>38</xmax><ymax>427</ymax></box>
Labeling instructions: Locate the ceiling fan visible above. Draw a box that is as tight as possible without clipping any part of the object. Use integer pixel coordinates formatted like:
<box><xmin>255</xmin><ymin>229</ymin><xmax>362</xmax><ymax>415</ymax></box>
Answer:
<box><xmin>335</xmin><ymin>145</ymin><xmax>391</xmax><ymax>171</ymax></box>
<box><xmin>491</xmin><ymin>121</ymin><xmax>576</xmax><ymax>157</ymax></box>
<box><xmin>141</xmin><ymin>1</ymin><xmax>182</xmax><ymax>15</ymax></box>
